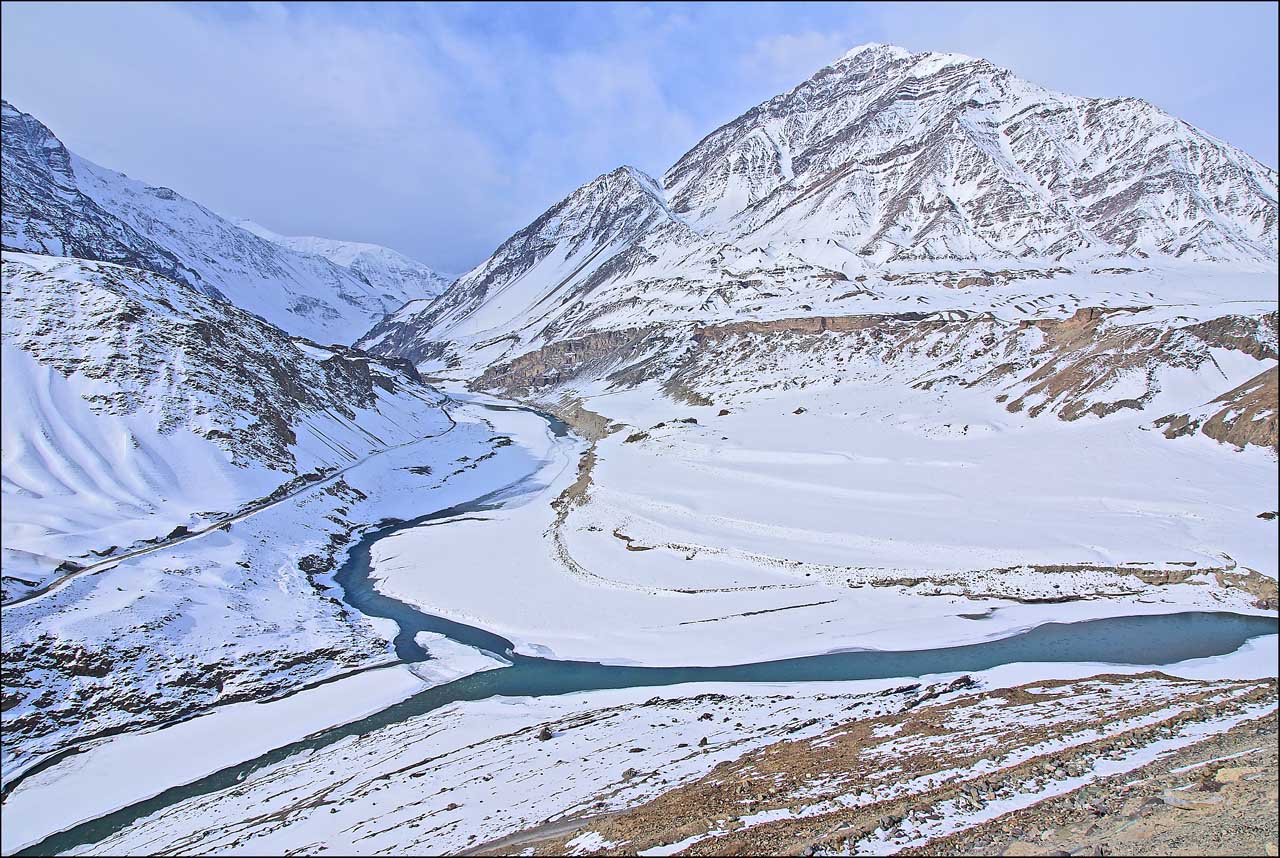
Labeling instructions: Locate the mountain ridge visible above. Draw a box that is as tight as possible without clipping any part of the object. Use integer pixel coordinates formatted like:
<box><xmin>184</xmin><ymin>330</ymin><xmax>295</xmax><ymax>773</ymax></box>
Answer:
<box><xmin>1</xmin><ymin>100</ymin><xmax>448</xmax><ymax>343</ymax></box>
<box><xmin>234</xmin><ymin>218</ymin><xmax>452</xmax><ymax>307</ymax></box>
<box><xmin>661</xmin><ymin>43</ymin><xmax>1276</xmax><ymax>262</ymax></box>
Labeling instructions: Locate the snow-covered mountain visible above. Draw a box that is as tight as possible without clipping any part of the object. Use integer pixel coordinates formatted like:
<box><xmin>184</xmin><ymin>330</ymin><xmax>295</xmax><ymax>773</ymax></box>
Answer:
<box><xmin>1</xmin><ymin>246</ymin><xmax>549</xmax><ymax>783</ymax></box>
<box><xmin>235</xmin><ymin>219</ymin><xmax>451</xmax><ymax>307</ymax></box>
<box><xmin>667</xmin><ymin>43</ymin><xmax>1277</xmax><ymax>263</ymax></box>
<box><xmin>359</xmin><ymin>44</ymin><xmax>1278</xmax><ymax>452</ymax></box>
<box><xmin>1</xmin><ymin>41</ymin><xmax>1276</xmax><ymax>857</ymax></box>
<box><xmin>1</xmin><ymin>250</ymin><xmax>450</xmax><ymax>599</ymax></box>
<box><xmin>1</xmin><ymin>100</ymin><xmax>444</xmax><ymax>343</ymax></box>
<box><xmin>360</xmin><ymin>165</ymin><xmax>692</xmax><ymax>366</ymax></box>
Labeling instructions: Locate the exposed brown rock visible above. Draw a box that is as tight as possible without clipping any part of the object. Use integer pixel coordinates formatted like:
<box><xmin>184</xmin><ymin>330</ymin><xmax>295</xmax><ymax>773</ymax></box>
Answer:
<box><xmin>495</xmin><ymin>676</ymin><xmax>1277</xmax><ymax>858</ymax></box>
<box><xmin>1156</xmin><ymin>366</ymin><xmax>1278</xmax><ymax>452</ymax></box>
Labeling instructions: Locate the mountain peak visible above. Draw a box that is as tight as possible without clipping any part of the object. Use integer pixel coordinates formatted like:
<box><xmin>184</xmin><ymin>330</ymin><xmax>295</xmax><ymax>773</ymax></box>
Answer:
<box><xmin>829</xmin><ymin>43</ymin><xmax>982</xmax><ymax>77</ymax></box>
<box><xmin>2</xmin><ymin>103</ymin><xmax>455</xmax><ymax>341</ymax></box>
<box><xmin>596</xmin><ymin>164</ymin><xmax>665</xmax><ymax>195</ymax></box>
<box><xmin>832</xmin><ymin>42</ymin><xmax>913</xmax><ymax>64</ymax></box>
<box><xmin>364</xmin><ymin>37</ymin><xmax>1276</xmax><ymax>375</ymax></box>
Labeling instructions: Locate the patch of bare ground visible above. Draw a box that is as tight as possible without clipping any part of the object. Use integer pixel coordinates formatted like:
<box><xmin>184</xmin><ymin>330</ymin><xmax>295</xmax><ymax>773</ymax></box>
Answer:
<box><xmin>1156</xmin><ymin>365</ymin><xmax>1279</xmax><ymax>453</ymax></box>
<box><xmin>901</xmin><ymin>710</ymin><xmax>1279</xmax><ymax>857</ymax></box>
<box><xmin>502</xmin><ymin>674</ymin><xmax>1277</xmax><ymax>857</ymax></box>
<box><xmin>546</xmin><ymin>396</ymin><xmax>624</xmax><ymax>442</ymax></box>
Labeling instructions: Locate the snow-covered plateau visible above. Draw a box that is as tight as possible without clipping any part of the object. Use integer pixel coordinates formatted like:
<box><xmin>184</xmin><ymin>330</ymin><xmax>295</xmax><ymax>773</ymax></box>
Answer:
<box><xmin>368</xmin><ymin>377</ymin><xmax>1277</xmax><ymax>669</ymax></box>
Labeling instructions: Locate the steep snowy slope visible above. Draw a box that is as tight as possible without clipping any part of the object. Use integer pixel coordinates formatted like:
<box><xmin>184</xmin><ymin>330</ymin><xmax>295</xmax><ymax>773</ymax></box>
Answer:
<box><xmin>360</xmin><ymin>165</ymin><xmax>692</xmax><ymax>368</ymax></box>
<box><xmin>1</xmin><ymin>100</ymin><xmax>431</xmax><ymax>343</ymax></box>
<box><xmin>236</xmin><ymin>219</ymin><xmax>451</xmax><ymax>307</ymax></box>
<box><xmin>1</xmin><ymin>251</ymin><xmax>449</xmax><ymax>598</ymax></box>
<box><xmin>1</xmin><ymin>248</ymin><xmax>558</xmax><ymax>784</ymax></box>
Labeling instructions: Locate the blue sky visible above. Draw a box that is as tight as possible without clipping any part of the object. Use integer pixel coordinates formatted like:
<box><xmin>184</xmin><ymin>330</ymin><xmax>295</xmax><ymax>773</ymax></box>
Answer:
<box><xmin>2</xmin><ymin>1</ymin><xmax>1276</xmax><ymax>271</ymax></box>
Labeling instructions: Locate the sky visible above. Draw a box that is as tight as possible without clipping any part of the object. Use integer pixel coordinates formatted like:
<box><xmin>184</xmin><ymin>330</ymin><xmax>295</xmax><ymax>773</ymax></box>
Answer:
<box><xmin>2</xmin><ymin>1</ymin><xmax>1276</xmax><ymax>273</ymax></box>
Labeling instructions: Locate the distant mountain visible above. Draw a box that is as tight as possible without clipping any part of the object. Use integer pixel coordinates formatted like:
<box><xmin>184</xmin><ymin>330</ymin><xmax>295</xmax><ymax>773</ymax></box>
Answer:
<box><xmin>235</xmin><ymin>219</ymin><xmax>451</xmax><ymax>308</ymax></box>
<box><xmin>1</xmin><ymin>100</ymin><xmax>445</xmax><ymax>343</ymax></box>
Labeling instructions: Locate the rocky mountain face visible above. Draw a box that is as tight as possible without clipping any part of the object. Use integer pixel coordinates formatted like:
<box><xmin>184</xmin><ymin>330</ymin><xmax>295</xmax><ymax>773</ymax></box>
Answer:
<box><xmin>235</xmin><ymin>219</ymin><xmax>452</xmax><ymax>308</ymax></box>
<box><xmin>361</xmin><ymin>45</ymin><xmax>1278</xmax><ymax>451</ymax></box>
<box><xmin>2</xmin><ymin>100</ymin><xmax>444</xmax><ymax>344</ymax></box>
<box><xmin>665</xmin><ymin>44</ymin><xmax>1277</xmax><ymax>263</ymax></box>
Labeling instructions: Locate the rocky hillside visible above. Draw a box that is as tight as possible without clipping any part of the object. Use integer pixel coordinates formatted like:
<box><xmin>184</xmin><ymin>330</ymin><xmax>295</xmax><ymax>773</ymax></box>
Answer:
<box><xmin>509</xmin><ymin>675</ymin><xmax>1278</xmax><ymax>857</ymax></box>
<box><xmin>667</xmin><ymin>43</ymin><xmax>1277</xmax><ymax>264</ymax></box>
<box><xmin>1</xmin><ymin>100</ymin><xmax>444</xmax><ymax>343</ymax></box>
<box><xmin>1</xmin><ymin>250</ymin><xmax>451</xmax><ymax>598</ymax></box>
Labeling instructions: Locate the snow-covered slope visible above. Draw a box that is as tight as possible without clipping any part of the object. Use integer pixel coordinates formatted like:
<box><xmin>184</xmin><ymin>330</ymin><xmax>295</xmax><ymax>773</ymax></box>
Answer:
<box><xmin>235</xmin><ymin>219</ymin><xmax>451</xmax><ymax>308</ymax></box>
<box><xmin>0</xmin><ymin>247</ymin><xmax>553</xmax><ymax>782</ymax></box>
<box><xmin>0</xmin><ymin>229</ymin><xmax>580</xmax><ymax>795</ymax></box>
<box><xmin>359</xmin><ymin>165</ymin><xmax>692</xmax><ymax>367</ymax></box>
<box><xmin>1</xmin><ymin>250</ymin><xmax>449</xmax><ymax>598</ymax></box>
<box><xmin>1</xmin><ymin>100</ymin><xmax>442</xmax><ymax>343</ymax></box>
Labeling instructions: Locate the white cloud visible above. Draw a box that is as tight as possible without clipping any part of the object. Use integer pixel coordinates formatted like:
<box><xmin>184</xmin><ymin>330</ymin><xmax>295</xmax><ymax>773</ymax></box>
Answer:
<box><xmin>0</xmin><ymin>1</ymin><xmax>698</xmax><ymax>271</ymax></box>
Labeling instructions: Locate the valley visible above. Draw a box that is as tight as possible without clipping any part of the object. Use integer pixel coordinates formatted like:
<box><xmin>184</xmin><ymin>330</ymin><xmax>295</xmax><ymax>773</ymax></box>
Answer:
<box><xmin>3</xmin><ymin>389</ymin><xmax>1274</xmax><ymax>856</ymax></box>
<box><xmin>2</xmin><ymin>35</ymin><xmax>1277</xmax><ymax>858</ymax></box>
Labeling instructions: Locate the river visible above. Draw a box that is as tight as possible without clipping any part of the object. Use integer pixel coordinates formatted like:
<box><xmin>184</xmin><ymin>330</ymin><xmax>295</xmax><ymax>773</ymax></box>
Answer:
<box><xmin>18</xmin><ymin>399</ymin><xmax>1279</xmax><ymax>855</ymax></box>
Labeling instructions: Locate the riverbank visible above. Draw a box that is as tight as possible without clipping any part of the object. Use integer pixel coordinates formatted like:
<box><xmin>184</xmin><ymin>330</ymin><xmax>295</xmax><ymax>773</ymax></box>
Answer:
<box><xmin>52</xmin><ymin>644</ymin><xmax>1278</xmax><ymax>856</ymax></box>
<box><xmin>7</xmin><ymin>608</ymin><xmax>1273</xmax><ymax>854</ymax></box>
<box><xmin>0</xmin><ymin>649</ymin><xmax>504</xmax><ymax>855</ymax></box>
